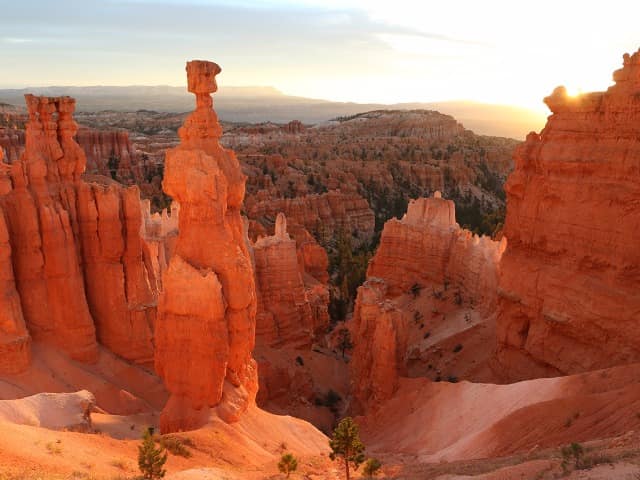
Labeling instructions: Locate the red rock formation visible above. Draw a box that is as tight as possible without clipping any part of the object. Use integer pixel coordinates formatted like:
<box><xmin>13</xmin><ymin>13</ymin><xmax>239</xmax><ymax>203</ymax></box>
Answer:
<box><xmin>253</xmin><ymin>213</ymin><xmax>328</xmax><ymax>348</ymax></box>
<box><xmin>0</xmin><ymin>150</ymin><xmax>31</xmax><ymax>374</ymax></box>
<box><xmin>246</xmin><ymin>190</ymin><xmax>375</xmax><ymax>245</ymax></box>
<box><xmin>283</xmin><ymin>120</ymin><xmax>304</xmax><ymax>134</ymax></box>
<box><xmin>350</xmin><ymin>278</ymin><xmax>408</xmax><ymax>411</ymax></box>
<box><xmin>368</xmin><ymin>193</ymin><xmax>505</xmax><ymax>306</ymax></box>
<box><xmin>76</xmin><ymin>181</ymin><xmax>156</xmax><ymax>363</ymax></box>
<box><xmin>288</xmin><ymin>223</ymin><xmax>330</xmax><ymax>284</ymax></box>
<box><xmin>2</xmin><ymin>95</ymin><xmax>98</xmax><ymax>362</ymax></box>
<box><xmin>495</xmin><ymin>49</ymin><xmax>640</xmax><ymax>380</ymax></box>
<box><xmin>0</xmin><ymin>127</ymin><xmax>25</xmax><ymax>164</ymax></box>
<box><xmin>0</xmin><ymin>94</ymin><xmax>157</xmax><ymax>370</ymax></box>
<box><xmin>351</xmin><ymin>193</ymin><xmax>504</xmax><ymax>410</ymax></box>
<box><xmin>3</xmin><ymin>123</ymin><xmax>144</xmax><ymax>182</ymax></box>
<box><xmin>140</xmin><ymin>199</ymin><xmax>179</xmax><ymax>292</ymax></box>
<box><xmin>155</xmin><ymin>60</ymin><xmax>258</xmax><ymax>433</ymax></box>
<box><xmin>76</xmin><ymin>127</ymin><xmax>140</xmax><ymax>181</ymax></box>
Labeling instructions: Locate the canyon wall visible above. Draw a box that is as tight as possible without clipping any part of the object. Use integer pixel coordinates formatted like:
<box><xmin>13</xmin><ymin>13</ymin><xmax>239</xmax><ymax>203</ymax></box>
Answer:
<box><xmin>76</xmin><ymin>127</ymin><xmax>141</xmax><ymax>181</ymax></box>
<box><xmin>495</xmin><ymin>49</ymin><xmax>640</xmax><ymax>379</ymax></box>
<box><xmin>154</xmin><ymin>60</ymin><xmax>258</xmax><ymax>433</ymax></box>
<box><xmin>0</xmin><ymin>95</ymin><xmax>157</xmax><ymax>373</ymax></box>
<box><xmin>0</xmin><ymin>149</ymin><xmax>31</xmax><ymax>373</ymax></box>
<box><xmin>246</xmin><ymin>191</ymin><xmax>375</xmax><ymax>245</ymax></box>
<box><xmin>351</xmin><ymin>193</ymin><xmax>504</xmax><ymax>410</ymax></box>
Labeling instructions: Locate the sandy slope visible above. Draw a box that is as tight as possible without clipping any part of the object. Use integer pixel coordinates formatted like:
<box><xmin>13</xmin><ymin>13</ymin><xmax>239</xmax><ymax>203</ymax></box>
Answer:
<box><xmin>0</xmin><ymin>343</ymin><xmax>167</xmax><ymax>414</ymax></box>
<box><xmin>0</xmin><ymin>341</ymin><xmax>334</xmax><ymax>479</ymax></box>
<box><xmin>361</xmin><ymin>363</ymin><xmax>640</xmax><ymax>462</ymax></box>
<box><xmin>0</xmin><ymin>406</ymin><xmax>333</xmax><ymax>479</ymax></box>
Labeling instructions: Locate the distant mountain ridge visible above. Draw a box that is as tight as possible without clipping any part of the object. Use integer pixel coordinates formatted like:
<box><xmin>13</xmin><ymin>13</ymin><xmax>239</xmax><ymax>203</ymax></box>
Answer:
<box><xmin>0</xmin><ymin>85</ymin><xmax>547</xmax><ymax>139</ymax></box>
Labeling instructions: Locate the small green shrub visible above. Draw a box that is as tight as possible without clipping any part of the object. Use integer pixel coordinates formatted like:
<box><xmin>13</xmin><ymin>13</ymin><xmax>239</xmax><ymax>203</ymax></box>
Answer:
<box><xmin>561</xmin><ymin>442</ymin><xmax>584</xmax><ymax>472</ymax></box>
<box><xmin>158</xmin><ymin>435</ymin><xmax>192</xmax><ymax>458</ymax></box>
<box><xmin>278</xmin><ymin>452</ymin><xmax>298</xmax><ymax>478</ymax></box>
<box><xmin>363</xmin><ymin>457</ymin><xmax>382</xmax><ymax>478</ymax></box>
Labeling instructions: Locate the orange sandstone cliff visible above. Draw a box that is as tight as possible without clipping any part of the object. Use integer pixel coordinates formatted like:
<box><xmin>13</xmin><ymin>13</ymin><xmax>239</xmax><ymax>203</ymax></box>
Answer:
<box><xmin>253</xmin><ymin>213</ymin><xmax>328</xmax><ymax>348</ymax></box>
<box><xmin>0</xmin><ymin>148</ymin><xmax>31</xmax><ymax>373</ymax></box>
<box><xmin>495</xmin><ymin>49</ymin><xmax>640</xmax><ymax>380</ymax></box>
<box><xmin>0</xmin><ymin>95</ymin><xmax>157</xmax><ymax>371</ymax></box>
<box><xmin>351</xmin><ymin>193</ymin><xmax>504</xmax><ymax>411</ymax></box>
<box><xmin>154</xmin><ymin>60</ymin><xmax>258</xmax><ymax>433</ymax></box>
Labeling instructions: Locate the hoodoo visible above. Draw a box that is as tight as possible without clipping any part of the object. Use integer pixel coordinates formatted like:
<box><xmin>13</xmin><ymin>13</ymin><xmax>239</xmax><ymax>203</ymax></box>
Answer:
<box><xmin>0</xmin><ymin>95</ymin><xmax>157</xmax><ymax>370</ymax></box>
<box><xmin>154</xmin><ymin>60</ymin><xmax>259</xmax><ymax>433</ymax></box>
<box><xmin>495</xmin><ymin>49</ymin><xmax>640</xmax><ymax>379</ymax></box>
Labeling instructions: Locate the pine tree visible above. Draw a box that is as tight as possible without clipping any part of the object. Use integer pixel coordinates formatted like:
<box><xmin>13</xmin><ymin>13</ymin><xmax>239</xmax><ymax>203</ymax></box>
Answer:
<box><xmin>278</xmin><ymin>452</ymin><xmax>298</xmax><ymax>478</ymax></box>
<box><xmin>138</xmin><ymin>427</ymin><xmax>168</xmax><ymax>479</ymax></box>
<box><xmin>329</xmin><ymin>417</ymin><xmax>365</xmax><ymax>480</ymax></box>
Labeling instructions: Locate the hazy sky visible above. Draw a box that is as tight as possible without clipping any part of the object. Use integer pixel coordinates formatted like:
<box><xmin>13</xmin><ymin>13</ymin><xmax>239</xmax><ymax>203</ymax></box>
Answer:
<box><xmin>1</xmin><ymin>0</ymin><xmax>638</xmax><ymax>110</ymax></box>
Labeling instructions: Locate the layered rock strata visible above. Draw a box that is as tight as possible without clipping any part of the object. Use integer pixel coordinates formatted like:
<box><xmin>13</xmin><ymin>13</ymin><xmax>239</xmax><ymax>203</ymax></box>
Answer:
<box><xmin>155</xmin><ymin>60</ymin><xmax>258</xmax><ymax>432</ymax></box>
<box><xmin>76</xmin><ymin>127</ymin><xmax>140</xmax><ymax>181</ymax></box>
<box><xmin>495</xmin><ymin>49</ymin><xmax>640</xmax><ymax>379</ymax></box>
<box><xmin>253</xmin><ymin>213</ymin><xmax>329</xmax><ymax>348</ymax></box>
<box><xmin>246</xmin><ymin>190</ymin><xmax>375</xmax><ymax>245</ymax></box>
<box><xmin>0</xmin><ymin>148</ymin><xmax>31</xmax><ymax>373</ymax></box>
<box><xmin>0</xmin><ymin>94</ymin><xmax>157</xmax><ymax>372</ymax></box>
<box><xmin>368</xmin><ymin>193</ymin><xmax>505</xmax><ymax>307</ymax></box>
<box><xmin>351</xmin><ymin>193</ymin><xmax>504</xmax><ymax>410</ymax></box>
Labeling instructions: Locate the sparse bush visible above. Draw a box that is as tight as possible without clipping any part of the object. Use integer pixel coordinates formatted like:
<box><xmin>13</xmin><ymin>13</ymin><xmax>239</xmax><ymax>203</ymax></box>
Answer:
<box><xmin>453</xmin><ymin>344</ymin><xmax>463</xmax><ymax>353</ymax></box>
<box><xmin>278</xmin><ymin>452</ymin><xmax>298</xmax><ymax>478</ymax></box>
<box><xmin>363</xmin><ymin>457</ymin><xmax>382</xmax><ymax>478</ymax></box>
<box><xmin>158</xmin><ymin>435</ymin><xmax>192</xmax><ymax>458</ymax></box>
<box><xmin>315</xmin><ymin>389</ymin><xmax>342</xmax><ymax>415</ymax></box>
<box><xmin>447</xmin><ymin>376</ymin><xmax>459</xmax><ymax>383</ymax></box>
<box><xmin>295</xmin><ymin>356</ymin><xmax>304</xmax><ymax>366</ymax></box>
<box><xmin>410</xmin><ymin>283</ymin><xmax>423</xmax><ymax>298</ymax></box>
<box><xmin>561</xmin><ymin>442</ymin><xmax>584</xmax><ymax>472</ymax></box>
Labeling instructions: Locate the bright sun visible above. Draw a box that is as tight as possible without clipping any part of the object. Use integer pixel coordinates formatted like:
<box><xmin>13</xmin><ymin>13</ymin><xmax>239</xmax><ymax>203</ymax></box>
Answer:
<box><xmin>565</xmin><ymin>86</ymin><xmax>584</xmax><ymax>97</ymax></box>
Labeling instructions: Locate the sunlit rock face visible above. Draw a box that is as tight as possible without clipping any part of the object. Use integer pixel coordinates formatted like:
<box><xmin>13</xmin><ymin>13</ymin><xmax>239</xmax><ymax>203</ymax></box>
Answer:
<box><xmin>351</xmin><ymin>193</ymin><xmax>504</xmax><ymax>411</ymax></box>
<box><xmin>495</xmin><ymin>49</ymin><xmax>640</xmax><ymax>380</ymax></box>
<box><xmin>155</xmin><ymin>60</ymin><xmax>259</xmax><ymax>433</ymax></box>
<box><xmin>367</xmin><ymin>194</ymin><xmax>504</xmax><ymax>306</ymax></box>
<box><xmin>253</xmin><ymin>213</ymin><xmax>328</xmax><ymax>348</ymax></box>
<box><xmin>246</xmin><ymin>190</ymin><xmax>375</xmax><ymax>247</ymax></box>
<box><xmin>0</xmin><ymin>95</ymin><xmax>157</xmax><ymax>372</ymax></box>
